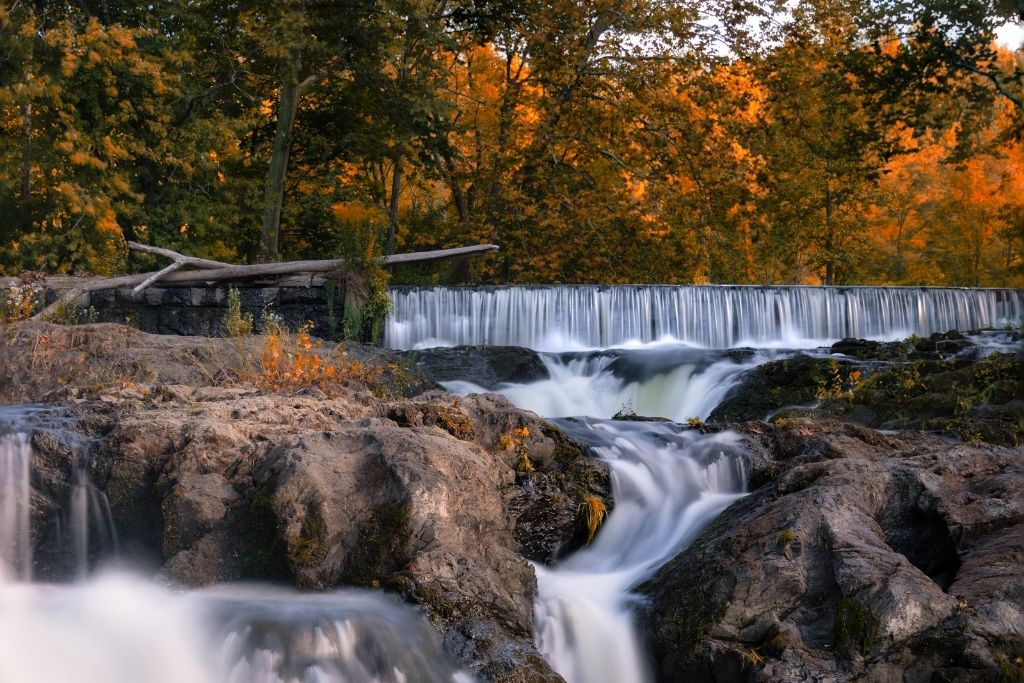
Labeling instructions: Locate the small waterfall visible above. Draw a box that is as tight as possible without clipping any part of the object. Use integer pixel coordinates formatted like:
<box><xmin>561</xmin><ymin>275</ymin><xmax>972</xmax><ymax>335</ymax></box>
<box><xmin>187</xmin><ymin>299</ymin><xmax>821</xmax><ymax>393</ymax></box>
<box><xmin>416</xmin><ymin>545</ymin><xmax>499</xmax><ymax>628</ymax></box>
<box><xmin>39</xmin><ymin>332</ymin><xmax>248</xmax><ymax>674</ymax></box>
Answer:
<box><xmin>533</xmin><ymin>419</ymin><xmax>748</xmax><ymax>683</ymax></box>
<box><xmin>67</xmin><ymin>455</ymin><xmax>120</xmax><ymax>579</ymax></box>
<box><xmin>443</xmin><ymin>348</ymin><xmax>779</xmax><ymax>421</ymax></box>
<box><xmin>386</xmin><ymin>285</ymin><xmax>1024</xmax><ymax>350</ymax></box>
<box><xmin>0</xmin><ymin>431</ymin><xmax>32</xmax><ymax>582</ymax></box>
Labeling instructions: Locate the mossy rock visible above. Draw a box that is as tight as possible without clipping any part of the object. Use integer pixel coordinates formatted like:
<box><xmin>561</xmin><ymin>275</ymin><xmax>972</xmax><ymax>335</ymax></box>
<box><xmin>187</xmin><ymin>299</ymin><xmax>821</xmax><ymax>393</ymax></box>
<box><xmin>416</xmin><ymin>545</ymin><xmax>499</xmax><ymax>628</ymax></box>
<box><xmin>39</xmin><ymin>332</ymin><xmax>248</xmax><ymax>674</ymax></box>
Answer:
<box><xmin>832</xmin><ymin>596</ymin><xmax>880</xmax><ymax>657</ymax></box>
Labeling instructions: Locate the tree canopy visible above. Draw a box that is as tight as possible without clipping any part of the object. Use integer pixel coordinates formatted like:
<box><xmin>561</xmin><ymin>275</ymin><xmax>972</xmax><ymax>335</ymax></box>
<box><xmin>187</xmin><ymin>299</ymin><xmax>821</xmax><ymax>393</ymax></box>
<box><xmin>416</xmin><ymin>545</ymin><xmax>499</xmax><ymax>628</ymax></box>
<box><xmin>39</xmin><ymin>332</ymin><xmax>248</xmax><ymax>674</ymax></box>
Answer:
<box><xmin>1</xmin><ymin>0</ymin><xmax>1022</xmax><ymax>286</ymax></box>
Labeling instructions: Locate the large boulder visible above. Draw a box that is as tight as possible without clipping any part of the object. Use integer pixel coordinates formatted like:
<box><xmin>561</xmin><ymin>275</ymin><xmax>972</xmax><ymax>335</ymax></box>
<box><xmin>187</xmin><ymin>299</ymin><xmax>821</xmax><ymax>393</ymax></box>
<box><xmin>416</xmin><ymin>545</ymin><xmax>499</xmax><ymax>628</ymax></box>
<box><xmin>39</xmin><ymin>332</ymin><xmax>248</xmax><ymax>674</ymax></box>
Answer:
<box><xmin>708</xmin><ymin>354</ymin><xmax>856</xmax><ymax>423</ymax></box>
<box><xmin>640</xmin><ymin>417</ymin><xmax>1024</xmax><ymax>682</ymax></box>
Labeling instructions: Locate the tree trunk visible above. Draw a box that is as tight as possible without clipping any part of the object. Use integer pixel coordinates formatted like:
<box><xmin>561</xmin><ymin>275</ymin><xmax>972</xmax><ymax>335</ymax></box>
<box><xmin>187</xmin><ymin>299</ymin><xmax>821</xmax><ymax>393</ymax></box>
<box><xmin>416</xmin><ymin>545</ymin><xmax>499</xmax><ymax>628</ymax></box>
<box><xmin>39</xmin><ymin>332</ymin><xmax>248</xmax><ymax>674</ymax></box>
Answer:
<box><xmin>260</xmin><ymin>53</ymin><xmax>303</xmax><ymax>262</ymax></box>
<box><xmin>824</xmin><ymin>186</ymin><xmax>835</xmax><ymax>286</ymax></box>
<box><xmin>20</xmin><ymin>103</ymin><xmax>32</xmax><ymax>232</ymax></box>
<box><xmin>894</xmin><ymin>215</ymin><xmax>905</xmax><ymax>284</ymax></box>
<box><xmin>386</xmin><ymin>151</ymin><xmax>403</xmax><ymax>254</ymax></box>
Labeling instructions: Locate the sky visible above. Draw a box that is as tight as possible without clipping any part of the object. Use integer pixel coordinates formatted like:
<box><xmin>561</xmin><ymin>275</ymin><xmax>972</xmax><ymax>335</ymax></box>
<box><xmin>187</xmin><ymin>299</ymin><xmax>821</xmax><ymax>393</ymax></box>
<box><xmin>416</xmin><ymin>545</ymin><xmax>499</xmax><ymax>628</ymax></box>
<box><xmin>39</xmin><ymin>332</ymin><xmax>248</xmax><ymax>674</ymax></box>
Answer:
<box><xmin>996</xmin><ymin>21</ymin><xmax>1024</xmax><ymax>49</ymax></box>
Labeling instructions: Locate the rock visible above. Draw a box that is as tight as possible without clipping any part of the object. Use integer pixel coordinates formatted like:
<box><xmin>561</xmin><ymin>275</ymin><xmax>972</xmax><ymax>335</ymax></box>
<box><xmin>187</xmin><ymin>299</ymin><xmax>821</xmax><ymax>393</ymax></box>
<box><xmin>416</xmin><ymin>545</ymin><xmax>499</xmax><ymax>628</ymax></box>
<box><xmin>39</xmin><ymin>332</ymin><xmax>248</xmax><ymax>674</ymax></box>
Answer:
<box><xmin>0</xmin><ymin>321</ymin><xmax>437</xmax><ymax>405</ymax></box>
<box><xmin>8</xmin><ymin>321</ymin><xmax>614</xmax><ymax>682</ymax></box>
<box><xmin>708</xmin><ymin>354</ymin><xmax>855</xmax><ymax>423</ymax></box>
<box><xmin>830</xmin><ymin>337</ymin><xmax>911</xmax><ymax>361</ymax></box>
<box><xmin>828</xmin><ymin>350</ymin><xmax>1024</xmax><ymax>446</ymax></box>
<box><xmin>383</xmin><ymin>391</ymin><xmax>613</xmax><ymax>563</ymax></box>
<box><xmin>25</xmin><ymin>387</ymin><xmax>570</xmax><ymax>681</ymax></box>
<box><xmin>712</xmin><ymin>339</ymin><xmax>1024</xmax><ymax>446</ymax></box>
<box><xmin>640</xmin><ymin>417</ymin><xmax>1024</xmax><ymax>683</ymax></box>
<box><xmin>404</xmin><ymin>345</ymin><xmax>550</xmax><ymax>389</ymax></box>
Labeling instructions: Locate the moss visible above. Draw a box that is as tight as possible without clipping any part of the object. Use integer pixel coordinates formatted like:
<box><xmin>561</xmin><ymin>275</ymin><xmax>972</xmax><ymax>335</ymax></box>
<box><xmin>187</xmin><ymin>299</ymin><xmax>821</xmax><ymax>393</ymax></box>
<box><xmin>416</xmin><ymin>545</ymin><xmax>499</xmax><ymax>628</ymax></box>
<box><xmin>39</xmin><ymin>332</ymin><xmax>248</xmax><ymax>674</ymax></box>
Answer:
<box><xmin>287</xmin><ymin>506</ymin><xmax>327</xmax><ymax>568</ymax></box>
<box><xmin>341</xmin><ymin>501</ymin><xmax>410</xmax><ymax>586</ymax></box>
<box><xmin>844</xmin><ymin>351</ymin><xmax>1023</xmax><ymax>446</ymax></box>
<box><xmin>654</xmin><ymin>565</ymin><xmax>737</xmax><ymax>666</ymax></box>
<box><xmin>760</xmin><ymin>632</ymin><xmax>787</xmax><ymax>658</ymax></box>
<box><xmin>516</xmin><ymin>451</ymin><xmax>535</xmax><ymax>473</ymax></box>
<box><xmin>542</xmin><ymin>423</ymin><xmax>586</xmax><ymax>464</ymax></box>
<box><xmin>777</xmin><ymin>529</ymin><xmax>796</xmax><ymax>549</ymax></box>
<box><xmin>832</xmin><ymin>596</ymin><xmax>880</xmax><ymax>657</ymax></box>
<box><xmin>386</xmin><ymin>403</ymin><xmax>475</xmax><ymax>439</ymax></box>
<box><xmin>241</xmin><ymin>489</ymin><xmax>291</xmax><ymax>580</ymax></box>
<box><xmin>435</xmin><ymin>407</ymin><xmax>475</xmax><ymax>440</ymax></box>
<box><xmin>991</xmin><ymin>637</ymin><xmax>1024</xmax><ymax>682</ymax></box>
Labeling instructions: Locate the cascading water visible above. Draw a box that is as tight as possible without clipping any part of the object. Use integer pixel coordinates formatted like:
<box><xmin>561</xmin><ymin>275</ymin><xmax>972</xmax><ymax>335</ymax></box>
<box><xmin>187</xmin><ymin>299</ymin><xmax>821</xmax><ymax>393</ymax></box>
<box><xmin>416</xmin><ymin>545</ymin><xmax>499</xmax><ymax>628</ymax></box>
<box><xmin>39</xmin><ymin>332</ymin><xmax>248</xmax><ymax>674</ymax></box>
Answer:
<box><xmin>533</xmin><ymin>420</ymin><xmax>748</xmax><ymax>683</ymax></box>
<box><xmin>0</xmin><ymin>430</ymin><xmax>31</xmax><ymax>581</ymax></box>
<box><xmin>442</xmin><ymin>347</ymin><xmax>782</xmax><ymax>421</ymax></box>
<box><xmin>386</xmin><ymin>285</ymin><xmax>1024</xmax><ymax>350</ymax></box>
<box><xmin>385</xmin><ymin>283</ymin><xmax>1023</xmax><ymax>682</ymax></box>
<box><xmin>0</xmin><ymin>407</ymin><xmax>470</xmax><ymax>683</ymax></box>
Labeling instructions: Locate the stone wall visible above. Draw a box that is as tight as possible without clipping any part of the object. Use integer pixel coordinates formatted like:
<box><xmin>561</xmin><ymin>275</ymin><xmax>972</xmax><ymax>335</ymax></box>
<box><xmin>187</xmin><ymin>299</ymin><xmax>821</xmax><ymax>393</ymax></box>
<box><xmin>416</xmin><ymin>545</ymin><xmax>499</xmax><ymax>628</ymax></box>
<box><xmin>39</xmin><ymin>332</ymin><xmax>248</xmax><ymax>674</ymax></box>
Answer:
<box><xmin>69</xmin><ymin>283</ymin><xmax>344</xmax><ymax>339</ymax></box>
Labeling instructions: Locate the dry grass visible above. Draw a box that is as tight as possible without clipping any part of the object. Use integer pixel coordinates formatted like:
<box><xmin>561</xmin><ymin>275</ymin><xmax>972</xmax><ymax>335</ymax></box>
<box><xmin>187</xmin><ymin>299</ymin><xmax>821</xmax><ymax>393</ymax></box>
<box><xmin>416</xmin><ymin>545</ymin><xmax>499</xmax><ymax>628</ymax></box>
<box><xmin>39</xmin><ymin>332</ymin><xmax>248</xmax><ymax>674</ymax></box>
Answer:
<box><xmin>581</xmin><ymin>495</ymin><xmax>608</xmax><ymax>544</ymax></box>
<box><xmin>3</xmin><ymin>319</ymin><xmax>424</xmax><ymax>408</ymax></box>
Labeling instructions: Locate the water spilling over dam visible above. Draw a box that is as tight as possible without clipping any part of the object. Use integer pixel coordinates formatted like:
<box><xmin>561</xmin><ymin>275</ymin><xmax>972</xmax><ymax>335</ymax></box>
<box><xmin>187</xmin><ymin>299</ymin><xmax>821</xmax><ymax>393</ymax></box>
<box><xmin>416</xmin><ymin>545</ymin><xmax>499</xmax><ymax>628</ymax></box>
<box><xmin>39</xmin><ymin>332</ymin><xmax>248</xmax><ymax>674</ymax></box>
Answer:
<box><xmin>386</xmin><ymin>285</ymin><xmax>1024</xmax><ymax>350</ymax></box>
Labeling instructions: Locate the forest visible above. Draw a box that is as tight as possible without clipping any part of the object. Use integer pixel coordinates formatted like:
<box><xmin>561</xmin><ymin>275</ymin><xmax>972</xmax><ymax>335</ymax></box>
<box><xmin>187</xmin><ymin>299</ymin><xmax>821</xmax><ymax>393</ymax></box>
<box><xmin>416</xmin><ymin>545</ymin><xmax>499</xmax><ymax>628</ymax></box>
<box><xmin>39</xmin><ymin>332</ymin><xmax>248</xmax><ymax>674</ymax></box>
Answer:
<box><xmin>1</xmin><ymin>0</ymin><xmax>1022</xmax><ymax>287</ymax></box>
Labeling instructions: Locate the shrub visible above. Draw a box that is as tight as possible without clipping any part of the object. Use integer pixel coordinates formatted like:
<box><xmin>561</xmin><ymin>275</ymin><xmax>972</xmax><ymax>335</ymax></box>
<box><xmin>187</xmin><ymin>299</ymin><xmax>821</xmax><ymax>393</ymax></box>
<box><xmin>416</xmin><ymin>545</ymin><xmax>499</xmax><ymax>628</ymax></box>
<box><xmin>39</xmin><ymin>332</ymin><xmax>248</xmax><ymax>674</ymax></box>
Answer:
<box><xmin>2</xmin><ymin>282</ymin><xmax>43</xmax><ymax>323</ymax></box>
<box><xmin>224</xmin><ymin>286</ymin><xmax>253</xmax><ymax>337</ymax></box>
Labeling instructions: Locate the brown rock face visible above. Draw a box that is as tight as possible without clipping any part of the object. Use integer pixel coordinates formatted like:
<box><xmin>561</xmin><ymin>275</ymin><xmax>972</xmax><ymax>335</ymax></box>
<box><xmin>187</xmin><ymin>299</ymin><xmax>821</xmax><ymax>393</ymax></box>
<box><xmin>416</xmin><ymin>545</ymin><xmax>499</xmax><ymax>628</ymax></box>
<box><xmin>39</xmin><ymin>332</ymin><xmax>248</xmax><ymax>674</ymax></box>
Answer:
<box><xmin>640</xmin><ymin>417</ymin><xmax>1024</xmax><ymax>683</ymax></box>
<box><xmin>23</xmin><ymin>389</ymin><xmax>610</xmax><ymax>682</ymax></box>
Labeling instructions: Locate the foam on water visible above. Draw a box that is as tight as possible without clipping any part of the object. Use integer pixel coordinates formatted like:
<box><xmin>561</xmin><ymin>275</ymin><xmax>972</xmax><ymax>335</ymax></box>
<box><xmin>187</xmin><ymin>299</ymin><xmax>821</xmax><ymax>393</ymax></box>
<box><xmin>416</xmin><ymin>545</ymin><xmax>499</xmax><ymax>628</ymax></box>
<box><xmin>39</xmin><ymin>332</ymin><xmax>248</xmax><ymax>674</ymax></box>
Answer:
<box><xmin>443</xmin><ymin>347</ymin><xmax>782</xmax><ymax>421</ymax></box>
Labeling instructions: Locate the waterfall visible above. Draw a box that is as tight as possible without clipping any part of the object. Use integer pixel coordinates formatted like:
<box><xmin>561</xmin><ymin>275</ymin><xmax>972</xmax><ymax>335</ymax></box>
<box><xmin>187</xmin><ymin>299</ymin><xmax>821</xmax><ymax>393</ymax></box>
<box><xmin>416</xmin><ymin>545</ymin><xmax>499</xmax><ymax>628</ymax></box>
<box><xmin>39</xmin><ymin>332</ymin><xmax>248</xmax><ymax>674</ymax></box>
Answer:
<box><xmin>386</xmin><ymin>285</ymin><xmax>1024</xmax><ymax>350</ymax></box>
<box><xmin>443</xmin><ymin>348</ymin><xmax>780</xmax><ymax>421</ymax></box>
<box><xmin>67</xmin><ymin>452</ymin><xmax>120</xmax><ymax>580</ymax></box>
<box><xmin>533</xmin><ymin>419</ymin><xmax>747</xmax><ymax>683</ymax></box>
<box><xmin>0</xmin><ymin>431</ymin><xmax>32</xmax><ymax>582</ymax></box>
<box><xmin>0</xmin><ymin>574</ymin><xmax>472</xmax><ymax>683</ymax></box>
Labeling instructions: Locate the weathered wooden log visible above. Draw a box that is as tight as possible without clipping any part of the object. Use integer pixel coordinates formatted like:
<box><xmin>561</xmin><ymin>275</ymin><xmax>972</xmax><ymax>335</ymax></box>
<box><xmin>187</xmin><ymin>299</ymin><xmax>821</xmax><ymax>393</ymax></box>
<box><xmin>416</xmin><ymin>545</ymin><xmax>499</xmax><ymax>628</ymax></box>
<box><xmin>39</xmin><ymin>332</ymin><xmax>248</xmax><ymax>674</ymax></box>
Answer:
<box><xmin>25</xmin><ymin>243</ymin><xmax>498</xmax><ymax>321</ymax></box>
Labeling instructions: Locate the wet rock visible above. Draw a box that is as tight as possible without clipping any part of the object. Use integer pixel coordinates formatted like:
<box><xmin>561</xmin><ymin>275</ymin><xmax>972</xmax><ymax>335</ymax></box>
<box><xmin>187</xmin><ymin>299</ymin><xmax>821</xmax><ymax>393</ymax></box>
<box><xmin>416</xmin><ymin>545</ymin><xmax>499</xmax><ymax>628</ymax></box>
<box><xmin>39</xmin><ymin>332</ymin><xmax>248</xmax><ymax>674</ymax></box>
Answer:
<box><xmin>404</xmin><ymin>345</ymin><xmax>550</xmax><ymax>389</ymax></box>
<box><xmin>712</xmin><ymin>338</ymin><xmax>1024</xmax><ymax>446</ymax></box>
<box><xmin>384</xmin><ymin>391</ymin><xmax>613</xmax><ymax>564</ymax></box>
<box><xmin>708</xmin><ymin>355</ymin><xmax>855</xmax><ymax>423</ymax></box>
<box><xmin>25</xmin><ymin>388</ymin><xmax>569</xmax><ymax>681</ymax></box>
<box><xmin>640</xmin><ymin>418</ymin><xmax>1024</xmax><ymax>683</ymax></box>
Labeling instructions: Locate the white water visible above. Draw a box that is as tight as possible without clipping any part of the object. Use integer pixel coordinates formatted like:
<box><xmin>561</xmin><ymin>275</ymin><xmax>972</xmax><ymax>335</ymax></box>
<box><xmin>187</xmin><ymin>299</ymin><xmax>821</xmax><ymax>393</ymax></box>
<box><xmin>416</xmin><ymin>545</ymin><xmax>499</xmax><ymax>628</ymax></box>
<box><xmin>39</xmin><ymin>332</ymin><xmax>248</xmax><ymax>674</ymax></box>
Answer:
<box><xmin>0</xmin><ymin>408</ymin><xmax>470</xmax><ymax>683</ymax></box>
<box><xmin>387</xmin><ymin>285</ymin><xmax>1024</xmax><ymax>350</ymax></box>
<box><xmin>443</xmin><ymin>347</ymin><xmax>781</xmax><ymax>422</ymax></box>
<box><xmin>0</xmin><ymin>431</ymin><xmax>32</xmax><ymax>582</ymax></box>
<box><xmin>533</xmin><ymin>420</ymin><xmax>747</xmax><ymax>683</ymax></box>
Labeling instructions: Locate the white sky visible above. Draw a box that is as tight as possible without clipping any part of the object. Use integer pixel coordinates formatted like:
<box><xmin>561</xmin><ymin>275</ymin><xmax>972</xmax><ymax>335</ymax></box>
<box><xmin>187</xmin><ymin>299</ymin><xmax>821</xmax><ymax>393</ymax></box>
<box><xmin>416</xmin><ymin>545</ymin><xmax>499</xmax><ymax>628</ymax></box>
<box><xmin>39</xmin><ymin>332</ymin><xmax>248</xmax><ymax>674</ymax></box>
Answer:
<box><xmin>996</xmin><ymin>21</ymin><xmax>1024</xmax><ymax>49</ymax></box>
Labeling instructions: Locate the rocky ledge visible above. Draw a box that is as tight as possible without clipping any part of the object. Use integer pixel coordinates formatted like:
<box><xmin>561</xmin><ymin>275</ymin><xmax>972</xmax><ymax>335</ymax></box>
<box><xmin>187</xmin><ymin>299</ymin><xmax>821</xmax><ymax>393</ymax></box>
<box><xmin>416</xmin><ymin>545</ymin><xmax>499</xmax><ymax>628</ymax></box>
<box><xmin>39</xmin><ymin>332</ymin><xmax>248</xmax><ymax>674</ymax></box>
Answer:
<box><xmin>709</xmin><ymin>331</ymin><xmax>1024</xmax><ymax>446</ymax></box>
<box><xmin>3</xmin><ymin>323</ymin><xmax>611</xmax><ymax>683</ymax></box>
<box><xmin>641</xmin><ymin>417</ymin><xmax>1023</xmax><ymax>682</ymax></box>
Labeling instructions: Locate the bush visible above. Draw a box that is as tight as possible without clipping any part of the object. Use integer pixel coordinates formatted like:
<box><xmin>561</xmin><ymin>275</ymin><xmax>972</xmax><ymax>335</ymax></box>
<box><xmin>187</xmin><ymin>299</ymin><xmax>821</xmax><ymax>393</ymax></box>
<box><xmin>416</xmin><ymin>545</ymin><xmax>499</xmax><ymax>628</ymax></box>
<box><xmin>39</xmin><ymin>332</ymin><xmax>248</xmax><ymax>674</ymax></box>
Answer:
<box><xmin>224</xmin><ymin>286</ymin><xmax>253</xmax><ymax>337</ymax></box>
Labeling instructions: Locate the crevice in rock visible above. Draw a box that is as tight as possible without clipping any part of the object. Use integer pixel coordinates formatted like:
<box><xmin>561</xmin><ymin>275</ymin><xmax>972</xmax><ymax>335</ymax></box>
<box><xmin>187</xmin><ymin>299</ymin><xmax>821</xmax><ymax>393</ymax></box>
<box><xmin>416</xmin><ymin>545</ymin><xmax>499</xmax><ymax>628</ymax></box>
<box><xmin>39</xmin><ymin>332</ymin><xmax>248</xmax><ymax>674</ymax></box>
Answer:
<box><xmin>882</xmin><ymin>508</ymin><xmax>961</xmax><ymax>591</ymax></box>
<box><xmin>875</xmin><ymin>476</ymin><xmax>961</xmax><ymax>591</ymax></box>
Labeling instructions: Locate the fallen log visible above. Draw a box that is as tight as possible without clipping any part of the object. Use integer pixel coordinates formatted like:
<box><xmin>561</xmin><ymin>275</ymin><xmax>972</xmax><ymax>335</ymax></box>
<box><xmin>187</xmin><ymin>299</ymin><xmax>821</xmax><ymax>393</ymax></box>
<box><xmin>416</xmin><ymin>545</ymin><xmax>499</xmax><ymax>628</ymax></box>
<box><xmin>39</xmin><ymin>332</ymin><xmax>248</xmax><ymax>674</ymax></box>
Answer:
<box><xmin>27</xmin><ymin>243</ymin><xmax>498</xmax><ymax>321</ymax></box>
<box><xmin>128</xmin><ymin>240</ymin><xmax>233</xmax><ymax>293</ymax></box>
